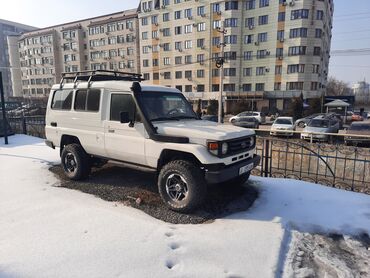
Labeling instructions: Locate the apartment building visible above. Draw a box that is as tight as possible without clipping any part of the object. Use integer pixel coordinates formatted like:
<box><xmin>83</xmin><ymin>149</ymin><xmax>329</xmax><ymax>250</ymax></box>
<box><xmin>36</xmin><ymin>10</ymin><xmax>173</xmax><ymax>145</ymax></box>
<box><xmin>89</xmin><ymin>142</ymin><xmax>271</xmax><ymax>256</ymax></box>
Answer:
<box><xmin>0</xmin><ymin>19</ymin><xmax>36</xmax><ymax>99</ymax></box>
<box><xmin>138</xmin><ymin>0</ymin><xmax>333</xmax><ymax>112</ymax></box>
<box><xmin>10</xmin><ymin>9</ymin><xmax>140</xmax><ymax>98</ymax></box>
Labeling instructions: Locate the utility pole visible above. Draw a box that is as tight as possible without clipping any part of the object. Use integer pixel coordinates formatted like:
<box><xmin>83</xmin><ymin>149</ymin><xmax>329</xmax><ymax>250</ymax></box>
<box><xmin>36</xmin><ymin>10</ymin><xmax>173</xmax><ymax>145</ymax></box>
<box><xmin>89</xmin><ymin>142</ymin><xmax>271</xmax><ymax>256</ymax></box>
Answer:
<box><xmin>0</xmin><ymin>71</ymin><xmax>9</xmax><ymax>144</ymax></box>
<box><xmin>216</xmin><ymin>24</ymin><xmax>226</xmax><ymax>124</ymax></box>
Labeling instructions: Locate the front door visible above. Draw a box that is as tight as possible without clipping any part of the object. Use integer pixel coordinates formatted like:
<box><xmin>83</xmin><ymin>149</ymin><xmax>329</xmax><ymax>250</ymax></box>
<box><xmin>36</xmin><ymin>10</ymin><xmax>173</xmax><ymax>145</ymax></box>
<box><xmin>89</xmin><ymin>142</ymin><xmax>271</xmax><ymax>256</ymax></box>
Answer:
<box><xmin>104</xmin><ymin>92</ymin><xmax>146</xmax><ymax>165</ymax></box>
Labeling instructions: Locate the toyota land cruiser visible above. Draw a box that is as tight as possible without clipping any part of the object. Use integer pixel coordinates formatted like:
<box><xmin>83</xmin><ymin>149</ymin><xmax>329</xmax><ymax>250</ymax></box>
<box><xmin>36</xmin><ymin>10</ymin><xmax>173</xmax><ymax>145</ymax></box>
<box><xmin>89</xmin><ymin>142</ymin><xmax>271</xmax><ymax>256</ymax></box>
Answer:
<box><xmin>45</xmin><ymin>70</ymin><xmax>260</xmax><ymax>212</ymax></box>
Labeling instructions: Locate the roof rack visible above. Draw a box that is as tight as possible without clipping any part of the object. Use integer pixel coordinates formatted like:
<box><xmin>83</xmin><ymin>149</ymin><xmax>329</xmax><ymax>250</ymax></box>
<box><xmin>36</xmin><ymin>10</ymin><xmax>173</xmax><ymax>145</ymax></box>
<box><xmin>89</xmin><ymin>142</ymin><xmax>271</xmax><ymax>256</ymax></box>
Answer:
<box><xmin>59</xmin><ymin>70</ymin><xmax>144</xmax><ymax>89</ymax></box>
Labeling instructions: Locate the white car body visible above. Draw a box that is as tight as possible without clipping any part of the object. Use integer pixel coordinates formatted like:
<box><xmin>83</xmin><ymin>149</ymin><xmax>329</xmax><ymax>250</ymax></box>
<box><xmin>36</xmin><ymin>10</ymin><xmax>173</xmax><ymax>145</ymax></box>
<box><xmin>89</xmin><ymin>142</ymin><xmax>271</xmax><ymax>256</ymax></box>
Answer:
<box><xmin>270</xmin><ymin>117</ymin><xmax>295</xmax><ymax>137</ymax></box>
<box><xmin>229</xmin><ymin>111</ymin><xmax>264</xmax><ymax>124</ymax></box>
<box><xmin>46</xmin><ymin>80</ymin><xmax>258</xmax><ymax>175</ymax></box>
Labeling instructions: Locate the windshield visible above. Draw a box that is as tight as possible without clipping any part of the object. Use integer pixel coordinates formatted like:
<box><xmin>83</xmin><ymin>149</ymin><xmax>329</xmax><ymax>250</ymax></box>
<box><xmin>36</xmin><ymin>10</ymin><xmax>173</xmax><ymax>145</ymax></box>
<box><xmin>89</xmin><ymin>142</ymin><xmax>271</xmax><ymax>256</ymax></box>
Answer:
<box><xmin>137</xmin><ymin>91</ymin><xmax>197</xmax><ymax>122</ymax></box>
<box><xmin>349</xmin><ymin>124</ymin><xmax>370</xmax><ymax>131</ymax></box>
<box><xmin>309</xmin><ymin>119</ymin><xmax>329</xmax><ymax>128</ymax></box>
<box><xmin>274</xmin><ymin>119</ymin><xmax>292</xmax><ymax>125</ymax></box>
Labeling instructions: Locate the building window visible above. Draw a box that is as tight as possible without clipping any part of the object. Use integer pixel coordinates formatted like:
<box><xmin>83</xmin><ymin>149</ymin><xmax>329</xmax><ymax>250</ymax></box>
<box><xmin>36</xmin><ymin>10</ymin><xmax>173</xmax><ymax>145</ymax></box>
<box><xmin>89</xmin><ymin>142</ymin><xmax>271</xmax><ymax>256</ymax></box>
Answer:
<box><xmin>163</xmin><ymin>57</ymin><xmax>171</xmax><ymax>65</ymax></box>
<box><xmin>287</xmin><ymin>64</ymin><xmax>305</xmax><ymax>74</ymax></box>
<box><xmin>224</xmin><ymin>68</ymin><xmax>236</xmax><ymax>76</ymax></box>
<box><xmin>246</xmin><ymin>0</ymin><xmax>255</xmax><ymax>10</ymax></box>
<box><xmin>185</xmin><ymin>85</ymin><xmax>192</xmax><ymax>92</ymax></box>
<box><xmin>212</xmin><ymin>84</ymin><xmax>220</xmax><ymax>92</ymax></box>
<box><xmin>163</xmin><ymin>13</ymin><xmax>170</xmax><ymax>21</ymax></box>
<box><xmin>242</xmin><ymin>84</ymin><xmax>252</xmax><ymax>92</ymax></box>
<box><xmin>225</xmin><ymin>1</ymin><xmax>238</xmax><ymax>10</ymax></box>
<box><xmin>291</xmin><ymin>9</ymin><xmax>309</xmax><ymax>20</ymax></box>
<box><xmin>315</xmin><ymin>29</ymin><xmax>322</xmax><ymax>38</ymax></box>
<box><xmin>224</xmin><ymin>84</ymin><xmax>236</xmax><ymax>92</ymax></box>
<box><xmin>212</xmin><ymin>69</ymin><xmax>219</xmax><ymax>77</ymax></box>
<box><xmin>175</xmin><ymin>85</ymin><xmax>183</xmax><ymax>92</ymax></box>
<box><xmin>197</xmin><ymin>85</ymin><xmax>205</xmax><ymax>92</ymax></box>
<box><xmin>175</xmin><ymin>71</ymin><xmax>182</xmax><ymax>79</ymax></box>
<box><xmin>185</xmin><ymin>70</ymin><xmax>192</xmax><ymax>78</ymax></box>
<box><xmin>275</xmin><ymin>65</ymin><xmax>282</xmax><ymax>75</ymax></box>
<box><xmin>175</xmin><ymin>56</ymin><xmax>182</xmax><ymax>64</ymax></box>
<box><xmin>313</xmin><ymin>47</ymin><xmax>321</xmax><ymax>56</ymax></box>
<box><xmin>143</xmin><ymin>73</ymin><xmax>150</xmax><ymax>80</ymax></box>
<box><xmin>245</xmin><ymin>34</ymin><xmax>254</xmax><ymax>44</ymax></box>
<box><xmin>312</xmin><ymin>64</ymin><xmax>320</xmax><ymax>73</ymax></box>
<box><xmin>185</xmin><ymin>55</ymin><xmax>192</xmax><ymax>64</ymax></box>
<box><xmin>197</xmin><ymin>38</ymin><xmax>205</xmax><ymax>48</ymax></box>
<box><xmin>243</xmin><ymin>68</ymin><xmax>252</xmax><ymax>76</ymax></box>
<box><xmin>288</xmin><ymin>46</ymin><xmax>306</xmax><ymax>56</ymax></box>
<box><xmin>257</xmin><ymin>49</ymin><xmax>269</xmax><ymax>59</ymax></box>
<box><xmin>185</xmin><ymin>8</ymin><xmax>192</xmax><ymax>18</ymax></box>
<box><xmin>212</xmin><ymin>3</ymin><xmax>220</xmax><ymax>12</ymax></box>
<box><xmin>197</xmin><ymin>6</ymin><xmax>205</xmax><ymax>16</ymax></box>
<box><xmin>259</xmin><ymin>0</ymin><xmax>269</xmax><ymax>7</ymax></box>
<box><xmin>163</xmin><ymin>72</ymin><xmax>171</xmax><ymax>79</ymax></box>
<box><xmin>255</xmin><ymin>83</ymin><xmax>265</xmax><ymax>91</ymax></box>
<box><xmin>197</xmin><ymin>22</ymin><xmax>206</xmax><ymax>32</ymax></box>
<box><xmin>278</xmin><ymin>12</ymin><xmax>285</xmax><ymax>22</ymax></box>
<box><xmin>197</xmin><ymin>54</ymin><xmax>205</xmax><ymax>62</ymax></box>
<box><xmin>185</xmin><ymin>24</ymin><xmax>193</xmax><ymax>33</ymax></box>
<box><xmin>258</xmin><ymin>15</ymin><xmax>268</xmax><ymax>25</ymax></box>
<box><xmin>185</xmin><ymin>40</ymin><xmax>193</xmax><ymax>49</ymax></box>
<box><xmin>277</xmin><ymin>30</ymin><xmax>284</xmax><ymax>41</ymax></box>
<box><xmin>174</xmin><ymin>10</ymin><xmax>182</xmax><ymax>20</ymax></box>
<box><xmin>244</xmin><ymin>51</ymin><xmax>253</xmax><ymax>60</ymax></box>
<box><xmin>311</xmin><ymin>82</ymin><xmax>319</xmax><ymax>90</ymax></box>
<box><xmin>274</xmin><ymin>82</ymin><xmax>281</xmax><ymax>90</ymax></box>
<box><xmin>256</xmin><ymin>67</ymin><xmax>266</xmax><ymax>76</ymax></box>
<box><xmin>224</xmin><ymin>18</ymin><xmax>238</xmax><ymax>27</ymax></box>
<box><xmin>257</xmin><ymin>32</ymin><xmax>268</xmax><ymax>42</ymax></box>
<box><xmin>290</xmin><ymin>28</ymin><xmax>308</xmax><ymax>38</ymax></box>
<box><xmin>225</xmin><ymin>35</ymin><xmax>237</xmax><ymax>44</ymax></box>
<box><xmin>316</xmin><ymin>10</ymin><xmax>324</xmax><ymax>20</ymax></box>
<box><xmin>287</xmin><ymin>82</ymin><xmax>304</xmax><ymax>90</ymax></box>
<box><xmin>143</xmin><ymin>59</ymin><xmax>149</xmax><ymax>67</ymax></box>
<box><xmin>153</xmin><ymin>73</ymin><xmax>159</xmax><ymax>80</ymax></box>
<box><xmin>197</xmin><ymin>70</ymin><xmax>205</xmax><ymax>78</ymax></box>
<box><xmin>245</xmin><ymin>17</ymin><xmax>255</xmax><ymax>28</ymax></box>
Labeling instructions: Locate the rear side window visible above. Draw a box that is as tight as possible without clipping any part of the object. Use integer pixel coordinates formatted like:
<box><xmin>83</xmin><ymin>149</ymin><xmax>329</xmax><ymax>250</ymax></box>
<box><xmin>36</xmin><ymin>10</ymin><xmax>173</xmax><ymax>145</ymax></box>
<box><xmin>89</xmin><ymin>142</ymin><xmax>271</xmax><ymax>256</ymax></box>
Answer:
<box><xmin>74</xmin><ymin>89</ymin><xmax>101</xmax><ymax>112</ymax></box>
<box><xmin>51</xmin><ymin>90</ymin><xmax>73</xmax><ymax>110</ymax></box>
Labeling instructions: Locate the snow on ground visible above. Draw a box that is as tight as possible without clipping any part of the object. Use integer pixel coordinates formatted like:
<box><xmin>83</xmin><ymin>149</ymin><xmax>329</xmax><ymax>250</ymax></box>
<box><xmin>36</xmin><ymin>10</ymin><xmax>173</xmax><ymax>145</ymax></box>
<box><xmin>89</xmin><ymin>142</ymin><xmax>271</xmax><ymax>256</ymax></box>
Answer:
<box><xmin>0</xmin><ymin>135</ymin><xmax>369</xmax><ymax>278</ymax></box>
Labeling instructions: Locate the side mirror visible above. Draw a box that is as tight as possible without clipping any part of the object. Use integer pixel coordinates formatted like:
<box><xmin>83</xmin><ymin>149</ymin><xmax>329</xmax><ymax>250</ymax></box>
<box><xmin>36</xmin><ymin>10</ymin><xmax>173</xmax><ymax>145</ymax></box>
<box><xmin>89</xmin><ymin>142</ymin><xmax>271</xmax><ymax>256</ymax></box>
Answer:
<box><xmin>120</xmin><ymin>111</ymin><xmax>134</xmax><ymax>126</ymax></box>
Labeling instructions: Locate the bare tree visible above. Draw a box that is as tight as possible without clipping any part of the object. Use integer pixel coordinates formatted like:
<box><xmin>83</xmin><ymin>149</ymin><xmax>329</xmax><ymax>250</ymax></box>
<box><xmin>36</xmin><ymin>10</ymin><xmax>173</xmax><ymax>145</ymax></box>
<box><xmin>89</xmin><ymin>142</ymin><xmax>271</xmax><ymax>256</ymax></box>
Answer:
<box><xmin>326</xmin><ymin>77</ymin><xmax>352</xmax><ymax>96</ymax></box>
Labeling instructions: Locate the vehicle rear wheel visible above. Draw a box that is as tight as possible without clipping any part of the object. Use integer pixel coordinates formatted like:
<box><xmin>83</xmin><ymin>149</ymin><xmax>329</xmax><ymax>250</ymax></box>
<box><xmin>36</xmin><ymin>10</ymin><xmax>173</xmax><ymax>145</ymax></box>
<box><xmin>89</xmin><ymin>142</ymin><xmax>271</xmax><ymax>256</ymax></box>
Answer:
<box><xmin>231</xmin><ymin>119</ymin><xmax>236</xmax><ymax>123</ymax></box>
<box><xmin>158</xmin><ymin>160</ymin><xmax>206</xmax><ymax>212</ymax></box>
<box><xmin>61</xmin><ymin>144</ymin><xmax>91</xmax><ymax>180</ymax></box>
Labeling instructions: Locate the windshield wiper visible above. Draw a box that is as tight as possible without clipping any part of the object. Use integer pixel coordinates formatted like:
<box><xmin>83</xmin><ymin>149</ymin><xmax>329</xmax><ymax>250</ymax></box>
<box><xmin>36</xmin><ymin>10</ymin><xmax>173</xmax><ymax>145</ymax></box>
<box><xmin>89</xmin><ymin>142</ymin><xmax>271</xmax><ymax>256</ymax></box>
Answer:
<box><xmin>151</xmin><ymin>117</ymin><xmax>179</xmax><ymax>122</ymax></box>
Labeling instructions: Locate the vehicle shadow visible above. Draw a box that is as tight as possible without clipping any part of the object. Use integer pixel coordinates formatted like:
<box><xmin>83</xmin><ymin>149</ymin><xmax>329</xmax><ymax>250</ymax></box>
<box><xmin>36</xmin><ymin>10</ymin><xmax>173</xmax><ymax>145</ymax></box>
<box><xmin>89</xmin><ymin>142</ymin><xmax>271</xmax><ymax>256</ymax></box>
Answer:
<box><xmin>49</xmin><ymin>163</ymin><xmax>258</xmax><ymax>224</ymax></box>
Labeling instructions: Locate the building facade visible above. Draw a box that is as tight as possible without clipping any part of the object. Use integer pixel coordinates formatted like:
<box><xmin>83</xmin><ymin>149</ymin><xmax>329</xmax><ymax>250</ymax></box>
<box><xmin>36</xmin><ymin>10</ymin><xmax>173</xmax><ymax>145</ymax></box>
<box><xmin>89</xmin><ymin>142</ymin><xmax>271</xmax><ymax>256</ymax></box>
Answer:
<box><xmin>0</xmin><ymin>19</ymin><xmax>36</xmax><ymax>99</ymax></box>
<box><xmin>352</xmin><ymin>80</ymin><xmax>370</xmax><ymax>107</ymax></box>
<box><xmin>138</xmin><ymin>0</ymin><xmax>333</xmax><ymax>112</ymax></box>
<box><xmin>11</xmin><ymin>9</ymin><xmax>140</xmax><ymax>98</ymax></box>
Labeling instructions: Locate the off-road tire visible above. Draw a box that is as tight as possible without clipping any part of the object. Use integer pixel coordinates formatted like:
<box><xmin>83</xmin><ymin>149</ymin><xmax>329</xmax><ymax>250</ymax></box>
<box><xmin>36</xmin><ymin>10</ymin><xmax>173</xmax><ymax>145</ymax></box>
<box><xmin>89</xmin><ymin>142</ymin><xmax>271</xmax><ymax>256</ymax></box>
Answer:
<box><xmin>61</xmin><ymin>144</ymin><xmax>91</xmax><ymax>180</ymax></box>
<box><xmin>158</xmin><ymin>160</ymin><xmax>206</xmax><ymax>212</ymax></box>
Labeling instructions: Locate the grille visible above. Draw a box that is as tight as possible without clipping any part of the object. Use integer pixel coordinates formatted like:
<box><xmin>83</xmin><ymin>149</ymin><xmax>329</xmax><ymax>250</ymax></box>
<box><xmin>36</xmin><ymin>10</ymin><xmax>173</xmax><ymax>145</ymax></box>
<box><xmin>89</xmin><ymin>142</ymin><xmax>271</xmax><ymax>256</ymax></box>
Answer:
<box><xmin>227</xmin><ymin>136</ymin><xmax>253</xmax><ymax>155</ymax></box>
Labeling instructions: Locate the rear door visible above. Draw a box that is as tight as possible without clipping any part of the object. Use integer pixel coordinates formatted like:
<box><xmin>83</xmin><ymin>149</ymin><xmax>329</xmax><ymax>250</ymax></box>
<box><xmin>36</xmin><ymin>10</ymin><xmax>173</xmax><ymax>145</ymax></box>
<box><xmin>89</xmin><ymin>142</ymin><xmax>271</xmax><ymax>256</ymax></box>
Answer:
<box><xmin>104</xmin><ymin>92</ymin><xmax>147</xmax><ymax>165</ymax></box>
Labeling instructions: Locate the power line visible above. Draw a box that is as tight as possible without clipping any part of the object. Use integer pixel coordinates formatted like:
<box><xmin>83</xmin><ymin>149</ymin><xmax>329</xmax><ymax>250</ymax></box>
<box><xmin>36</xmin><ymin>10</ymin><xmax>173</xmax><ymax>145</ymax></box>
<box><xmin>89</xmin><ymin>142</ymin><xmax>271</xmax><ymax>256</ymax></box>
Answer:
<box><xmin>335</xmin><ymin>11</ymin><xmax>370</xmax><ymax>18</ymax></box>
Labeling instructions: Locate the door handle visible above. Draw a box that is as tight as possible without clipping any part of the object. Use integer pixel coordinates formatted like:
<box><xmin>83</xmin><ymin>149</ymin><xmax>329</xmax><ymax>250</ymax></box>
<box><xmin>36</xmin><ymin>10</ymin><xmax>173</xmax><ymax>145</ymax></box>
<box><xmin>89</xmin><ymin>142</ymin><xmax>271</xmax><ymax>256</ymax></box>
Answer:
<box><xmin>108</xmin><ymin>129</ymin><xmax>115</xmax><ymax>133</ymax></box>
<box><xmin>51</xmin><ymin>122</ymin><xmax>57</xmax><ymax>127</ymax></box>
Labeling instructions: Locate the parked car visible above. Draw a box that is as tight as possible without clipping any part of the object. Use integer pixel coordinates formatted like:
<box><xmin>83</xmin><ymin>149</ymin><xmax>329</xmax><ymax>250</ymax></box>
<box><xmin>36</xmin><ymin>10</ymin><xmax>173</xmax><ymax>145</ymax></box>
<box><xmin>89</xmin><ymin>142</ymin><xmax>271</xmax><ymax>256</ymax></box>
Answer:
<box><xmin>352</xmin><ymin>112</ymin><xmax>364</xmax><ymax>122</ymax></box>
<box><xmin>45</xmin><ymin>70</ymin><xmax>260</xmax><ymax>212</ymax></box>
<box><xmin>270</xmin><ymin>117</ymin><xmax>295</xmax><ymax>137</ymax></box>
<box><xmin>301</xmin><ymin>116</ymin><xmax>340</xmax><ymax>142</ymax></box>
<box><xmin>295</xmin><ymin>113</ymin><xmax>322</xmax><ymax>128</ymax></box>
<box><xmin>344</xmin><ymin>122</ymin><xmax>370</xmax><ymax>146</ymax></box>
<box><xmin>201</xmin><ymin>115</ymin><xmax>218</xmax><ymax>122</ymax></box>
<box><xmin>229</xmin><ymin>111</ymin><xmax>265</xmax><ymax>124</ymax></box>
<box><xmin>232</xmin><ymin>117</ymin><xmax>260</xmax><ymax>129</ymax></box>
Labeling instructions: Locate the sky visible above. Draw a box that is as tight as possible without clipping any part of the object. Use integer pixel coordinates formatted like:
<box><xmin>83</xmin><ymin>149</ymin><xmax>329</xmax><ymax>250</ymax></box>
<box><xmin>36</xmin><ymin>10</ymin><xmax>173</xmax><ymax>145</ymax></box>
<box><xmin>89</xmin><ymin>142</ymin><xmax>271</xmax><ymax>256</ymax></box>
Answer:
<box><xmin>1</xmin><ymin>0</ymin><xmax>370</xmax><ymax>86</ymax></box>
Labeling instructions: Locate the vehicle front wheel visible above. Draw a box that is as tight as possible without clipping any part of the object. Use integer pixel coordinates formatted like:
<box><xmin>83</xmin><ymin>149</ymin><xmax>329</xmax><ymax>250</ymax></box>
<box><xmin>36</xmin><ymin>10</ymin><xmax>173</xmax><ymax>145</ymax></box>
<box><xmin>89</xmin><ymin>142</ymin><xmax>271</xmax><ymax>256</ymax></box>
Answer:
<box><xmin>298</xmin><ymin>121</ymin><xmax>305</xmax><ymax>128</ymax></box>
<box><xmin>61</xmin><ymin>144</ymin><xmax>91</xmax><ymax>180</ymax></box>
<box><xmin>158</xmin><ymin>160</ymin><xmax>206</xmax><ymax>212</ymax></box>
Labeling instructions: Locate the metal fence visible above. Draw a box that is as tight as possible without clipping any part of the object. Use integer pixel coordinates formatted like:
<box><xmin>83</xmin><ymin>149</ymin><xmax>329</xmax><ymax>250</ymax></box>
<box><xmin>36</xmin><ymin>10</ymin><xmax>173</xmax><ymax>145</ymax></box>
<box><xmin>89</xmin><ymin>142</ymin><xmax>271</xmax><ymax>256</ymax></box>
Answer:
<box><xmin>8</xmin><ymin>116</ymin><xmax>45</xmax><ymax>138</ymax></box>
<box><xmin>252</xmin><ymin>137</ymin><xmax>370</xmax><ymax>194</ymax></box>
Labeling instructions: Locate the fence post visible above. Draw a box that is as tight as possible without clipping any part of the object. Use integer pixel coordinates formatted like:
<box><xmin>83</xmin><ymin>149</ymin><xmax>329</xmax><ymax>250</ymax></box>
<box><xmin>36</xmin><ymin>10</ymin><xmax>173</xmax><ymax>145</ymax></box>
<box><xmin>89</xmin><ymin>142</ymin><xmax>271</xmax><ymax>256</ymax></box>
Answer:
<box><xmin>22</xmin><ymin>116</ymin><xmax>27</xmax><ymax>134</ymax></box>
<box><xmin>264</xmin><ymin>139</ymin><xmax>270</xmax><ymax>177</ymax></box>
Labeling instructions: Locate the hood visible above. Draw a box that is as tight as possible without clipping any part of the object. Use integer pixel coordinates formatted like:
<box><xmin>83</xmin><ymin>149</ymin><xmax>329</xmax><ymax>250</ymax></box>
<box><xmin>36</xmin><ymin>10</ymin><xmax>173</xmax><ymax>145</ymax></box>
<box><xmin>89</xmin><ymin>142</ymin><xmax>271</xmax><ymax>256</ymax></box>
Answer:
<box><xmin>303</xmin><ymin>126</ymin><xmax>328</xmax><ymax>133</ymax></box>
<box><xmin>154</xmin><ymin>120</ymin><xmax>254</xmax><ymax>144</ymax></box>
<box><xmin>271</xmin><ymin>124</ymin><xmax>293</xmax><ymax>129</ymax></box>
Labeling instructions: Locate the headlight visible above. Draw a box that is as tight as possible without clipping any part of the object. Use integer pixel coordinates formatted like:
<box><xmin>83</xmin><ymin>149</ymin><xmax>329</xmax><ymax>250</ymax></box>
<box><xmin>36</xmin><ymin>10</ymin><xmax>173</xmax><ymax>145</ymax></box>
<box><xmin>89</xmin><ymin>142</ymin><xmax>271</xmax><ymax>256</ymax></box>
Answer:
<box><xmin>221</xmin><ymin>142</ymin><xmax>228</xmax><ymax>155</ymax></box>
<box><xmin>250</xmin><ymin>136</ymin><xmax>255</xmax><ymax>147</ymax></box>
<box><xmin>207</xmin><ymin>141</ymin><xmax>219</xmax><ymax>156</ymax></box>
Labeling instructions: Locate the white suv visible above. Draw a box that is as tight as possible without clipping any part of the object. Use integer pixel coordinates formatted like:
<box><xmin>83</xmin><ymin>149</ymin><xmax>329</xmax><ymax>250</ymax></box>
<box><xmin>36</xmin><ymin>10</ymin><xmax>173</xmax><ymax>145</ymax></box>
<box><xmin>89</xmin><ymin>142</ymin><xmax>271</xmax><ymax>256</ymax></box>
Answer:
<box><xmin>45</xmin><ymin>71</ymin><xmax>260</xmax><ymax>212</ymax></box>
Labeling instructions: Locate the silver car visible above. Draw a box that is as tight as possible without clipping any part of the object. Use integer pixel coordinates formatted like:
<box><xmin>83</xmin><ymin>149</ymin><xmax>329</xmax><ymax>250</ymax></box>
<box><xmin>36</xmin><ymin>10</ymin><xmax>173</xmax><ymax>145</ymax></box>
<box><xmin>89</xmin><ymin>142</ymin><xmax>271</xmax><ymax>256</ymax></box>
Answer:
<box><xmin>301</xmin><ymin>116</ymin><xmax>340</xmax><ymax>142</ymax></box>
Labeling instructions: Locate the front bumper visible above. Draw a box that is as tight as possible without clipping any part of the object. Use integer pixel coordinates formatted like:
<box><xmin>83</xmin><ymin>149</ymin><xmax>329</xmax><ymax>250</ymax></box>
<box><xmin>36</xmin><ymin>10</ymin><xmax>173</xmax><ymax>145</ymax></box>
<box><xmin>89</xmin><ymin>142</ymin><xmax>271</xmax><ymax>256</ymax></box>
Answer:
<box><xmin>204</xmin><ymin>154</ymin><xmax>261</xmax><ymax>184</ymax></box>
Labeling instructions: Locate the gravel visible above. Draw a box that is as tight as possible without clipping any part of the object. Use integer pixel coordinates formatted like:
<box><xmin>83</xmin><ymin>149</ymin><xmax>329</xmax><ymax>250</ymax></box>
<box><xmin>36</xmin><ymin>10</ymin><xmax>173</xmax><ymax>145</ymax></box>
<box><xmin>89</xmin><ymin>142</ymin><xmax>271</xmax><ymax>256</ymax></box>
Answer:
<box><xmin>286</xmin><ymin>231</ymin><xmax>370</xmax><ymax>278</ymax></box>
<box><xmin>49</xmin><ymin>163</ymin><xmax>258</xmax><ymax>224</ymax></box>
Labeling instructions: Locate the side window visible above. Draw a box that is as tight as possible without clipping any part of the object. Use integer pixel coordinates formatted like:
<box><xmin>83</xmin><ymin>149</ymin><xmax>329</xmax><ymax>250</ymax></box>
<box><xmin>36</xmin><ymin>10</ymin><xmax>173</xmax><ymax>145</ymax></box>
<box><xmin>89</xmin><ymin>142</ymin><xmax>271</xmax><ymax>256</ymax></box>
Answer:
<box><xmin>51</xmin><ymin>90</ymin><xmax>73</xmax><ymax>110</ymax></box>
<box><xmin>74</xmin><ymin>89</ymin><xmax>101</xmax><ymax>112</ymax></box>
<box><xmin>110</xmin><ymin>94</ymin><xmax>140</xmax><ymax>122</ymax></box>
